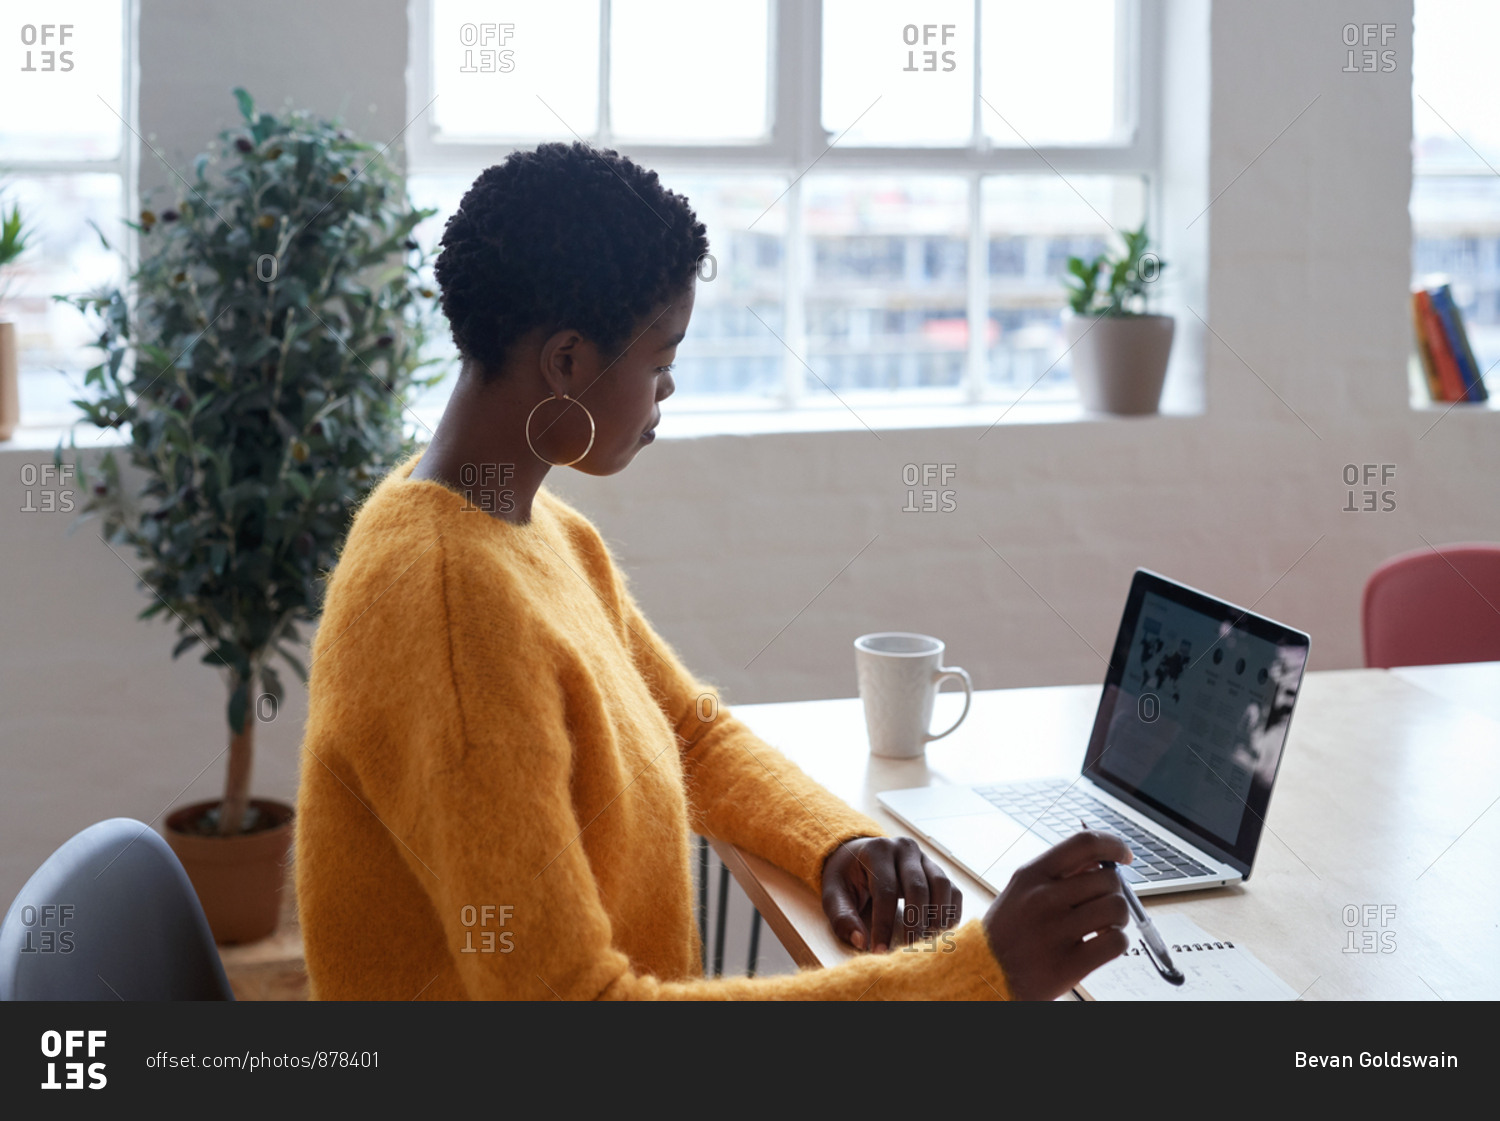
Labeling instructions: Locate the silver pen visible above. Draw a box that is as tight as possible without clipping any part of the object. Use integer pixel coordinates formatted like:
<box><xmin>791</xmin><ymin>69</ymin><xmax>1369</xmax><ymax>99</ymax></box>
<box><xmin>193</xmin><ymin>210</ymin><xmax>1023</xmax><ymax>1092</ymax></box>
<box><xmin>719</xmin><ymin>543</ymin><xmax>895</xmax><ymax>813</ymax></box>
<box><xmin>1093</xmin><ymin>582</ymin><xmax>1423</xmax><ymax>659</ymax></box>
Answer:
<box><xmin>1082</xmin><ymin>819</ymin><xmax>1186</xmax><ymax>985</ymax></box>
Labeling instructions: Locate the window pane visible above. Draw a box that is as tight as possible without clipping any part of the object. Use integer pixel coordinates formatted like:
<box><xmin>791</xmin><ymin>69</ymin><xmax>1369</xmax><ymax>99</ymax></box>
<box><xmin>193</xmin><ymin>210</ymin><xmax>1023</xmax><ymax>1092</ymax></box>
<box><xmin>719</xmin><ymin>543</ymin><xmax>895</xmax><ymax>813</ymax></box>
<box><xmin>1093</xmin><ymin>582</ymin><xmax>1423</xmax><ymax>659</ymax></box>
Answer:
<box><xmin>822</xmin><ymin>0</ymin><xmax>973</xmax><ymax>147</ymax></box>
<box><xmin>1412</xmin><ymin>1</ymin><xmax>1500</xmax><ymax>388</ymax></box>
<box><xmin>1411</xmin><ymin>177</ymin><xmax>1500</xmax><ymax>379</ymax></box>
<box><xmin>5</xmin><ymin>174</ymin><xmax>127</xmax><ymax>426</ymax></box>
<box><xmin>405</xmin><ymin>171</ymin><xmax>789</xmax><ymax>413</ymax></box>
<box><xmin>1413</xmin><ymin>0</ymin><xmax>1500</xmax><ymax>171</ymax></box>
<box><xmin>657</xmin><ymin>175</ymin><xmax>786</xmax><ymax>402</ymax></box>
<box><xmin>403</xmin><ymin>173</ymin><xmax>470</xmax><ymax>424</ymax></box>
<box><xmin>983</xmin><ymin>175</ymin><xmax>1146</xmax><ymax>395</ymax></box>
<box><xmin>804</xmin><ymin>177</ymin><xmax>969</xmax><ymax>394</ymax></box>
<box><xmin>431</xmin><ymin>0</ymin><xmax>599</xmax><ymax>140</ymax></box>
<box><xmin>611</xmin><ymin>1</ymin><xmax>769</xmax><ymax>143</ymax></box>
<box><xmin>0</xmin><ymin>0</ymin><xmax>124</xmax><ymax>161</ymax></box>
<box><xmin>981</xmin><ymin>0</ymin><xmax>1125</xmax><ymax>146</ymax></box>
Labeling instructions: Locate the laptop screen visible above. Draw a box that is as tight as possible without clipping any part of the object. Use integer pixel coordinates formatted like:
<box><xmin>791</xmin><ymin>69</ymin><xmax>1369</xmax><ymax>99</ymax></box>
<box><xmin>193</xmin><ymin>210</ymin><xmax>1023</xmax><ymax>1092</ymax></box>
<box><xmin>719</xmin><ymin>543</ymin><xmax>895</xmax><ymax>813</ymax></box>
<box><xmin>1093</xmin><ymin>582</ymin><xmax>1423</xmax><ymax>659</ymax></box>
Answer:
<box><xmin>1082</xmin><ymin>570</ymin><xmax>1310</xmax><ymax>876</ymax></box>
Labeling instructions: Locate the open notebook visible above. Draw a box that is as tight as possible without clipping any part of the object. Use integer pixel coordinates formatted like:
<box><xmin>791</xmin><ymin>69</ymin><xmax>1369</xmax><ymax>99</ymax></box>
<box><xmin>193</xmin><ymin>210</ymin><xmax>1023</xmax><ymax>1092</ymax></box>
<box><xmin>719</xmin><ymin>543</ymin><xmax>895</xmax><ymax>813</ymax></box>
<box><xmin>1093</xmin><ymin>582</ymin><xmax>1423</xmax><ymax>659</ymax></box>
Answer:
<box><xmin>1076</xmin><ymin>913</ymin><xmax>1299</xmax><ymax>1001</ymax></box>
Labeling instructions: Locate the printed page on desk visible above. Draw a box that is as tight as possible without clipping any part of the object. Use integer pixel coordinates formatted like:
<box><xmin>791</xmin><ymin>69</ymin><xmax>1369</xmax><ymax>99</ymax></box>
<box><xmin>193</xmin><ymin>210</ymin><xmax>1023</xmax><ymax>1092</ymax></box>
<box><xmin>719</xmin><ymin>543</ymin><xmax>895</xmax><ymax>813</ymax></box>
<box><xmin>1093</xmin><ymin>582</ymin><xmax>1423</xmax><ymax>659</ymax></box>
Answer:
<box><xmin>1076</xmin><ymin>914</ymin><xmax>1299</xmax><ymax>1001</ymax></box>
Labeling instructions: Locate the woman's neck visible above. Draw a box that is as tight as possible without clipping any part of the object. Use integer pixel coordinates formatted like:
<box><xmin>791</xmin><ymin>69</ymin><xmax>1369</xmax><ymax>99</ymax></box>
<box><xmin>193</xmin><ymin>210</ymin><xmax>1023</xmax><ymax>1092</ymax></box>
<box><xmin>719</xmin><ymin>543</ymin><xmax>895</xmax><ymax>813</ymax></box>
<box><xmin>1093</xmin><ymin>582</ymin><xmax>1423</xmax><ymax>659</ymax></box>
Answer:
<box><xmin>410</xmin><ymin>369</ymin><xmax>550</xmax><ymax>525</ymax></box>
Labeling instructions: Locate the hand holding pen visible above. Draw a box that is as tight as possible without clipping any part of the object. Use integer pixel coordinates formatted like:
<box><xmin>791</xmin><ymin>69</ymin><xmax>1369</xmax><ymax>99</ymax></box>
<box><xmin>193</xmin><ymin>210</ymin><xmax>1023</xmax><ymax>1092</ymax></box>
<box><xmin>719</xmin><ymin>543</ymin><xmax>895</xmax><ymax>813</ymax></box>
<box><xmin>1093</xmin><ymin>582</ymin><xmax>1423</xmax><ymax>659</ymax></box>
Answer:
<box><xmin>979</xmin><ymin>830</ymin><xmax>1136</xmax><ymax>1000</ymax></box>
<box><xmin>1083</xmin><ymin>818</ymin><xmax>1186</xmax><ymax>986</ymax></box>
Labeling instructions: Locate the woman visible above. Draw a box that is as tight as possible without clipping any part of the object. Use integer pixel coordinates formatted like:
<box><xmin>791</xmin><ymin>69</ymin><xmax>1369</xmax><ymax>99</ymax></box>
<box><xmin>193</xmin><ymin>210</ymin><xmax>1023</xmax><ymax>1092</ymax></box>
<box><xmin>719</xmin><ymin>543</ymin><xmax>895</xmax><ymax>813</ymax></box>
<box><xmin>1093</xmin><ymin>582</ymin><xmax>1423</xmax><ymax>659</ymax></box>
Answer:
<box><xmin>295</xmin><ymin>142</ymin><xmax>1132</xmax><ymax>999</ymax></box>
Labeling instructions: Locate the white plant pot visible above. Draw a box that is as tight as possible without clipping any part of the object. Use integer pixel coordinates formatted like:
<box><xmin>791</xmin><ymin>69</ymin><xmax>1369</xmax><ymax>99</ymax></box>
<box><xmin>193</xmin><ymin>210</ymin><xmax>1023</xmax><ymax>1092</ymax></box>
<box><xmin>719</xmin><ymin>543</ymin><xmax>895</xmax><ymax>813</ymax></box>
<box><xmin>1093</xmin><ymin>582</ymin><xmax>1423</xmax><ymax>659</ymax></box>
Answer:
<box><xmin>1064</xmin><ymin>313</ymin><xmax>1175</xmax><ymax>416</ymax></box>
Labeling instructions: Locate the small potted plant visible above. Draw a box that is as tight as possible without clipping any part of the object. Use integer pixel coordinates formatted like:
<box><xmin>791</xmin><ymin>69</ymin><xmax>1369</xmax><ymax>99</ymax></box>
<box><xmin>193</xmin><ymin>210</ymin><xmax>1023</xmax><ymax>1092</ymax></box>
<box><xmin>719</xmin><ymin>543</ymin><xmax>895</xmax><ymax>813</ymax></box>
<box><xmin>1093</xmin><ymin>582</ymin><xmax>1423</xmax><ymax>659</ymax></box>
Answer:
<box><xmin>1062</xmin><ymin>224</ymin><xmax>1173</xmax><ymax>415</ymax></box>
<box><xmin>0</xmin><ymin>191</ymin><xmax>31</xmax><ymax>440</ymax></box>
<box><xmin>58</xmin><ymin>89</ymin><xmax>440</xmax><ymax>942</ymax></box>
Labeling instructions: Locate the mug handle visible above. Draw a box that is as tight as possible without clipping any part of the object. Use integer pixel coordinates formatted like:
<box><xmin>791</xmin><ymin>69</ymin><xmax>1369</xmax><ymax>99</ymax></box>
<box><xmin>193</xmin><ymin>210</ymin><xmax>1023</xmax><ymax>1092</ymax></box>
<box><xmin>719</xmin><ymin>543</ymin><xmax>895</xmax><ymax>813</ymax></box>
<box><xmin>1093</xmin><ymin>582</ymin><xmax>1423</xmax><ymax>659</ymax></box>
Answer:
<box><xmin>924</xmin><ymin>666</ymin><xmax>973</xmax><ymax>742</ymax></box>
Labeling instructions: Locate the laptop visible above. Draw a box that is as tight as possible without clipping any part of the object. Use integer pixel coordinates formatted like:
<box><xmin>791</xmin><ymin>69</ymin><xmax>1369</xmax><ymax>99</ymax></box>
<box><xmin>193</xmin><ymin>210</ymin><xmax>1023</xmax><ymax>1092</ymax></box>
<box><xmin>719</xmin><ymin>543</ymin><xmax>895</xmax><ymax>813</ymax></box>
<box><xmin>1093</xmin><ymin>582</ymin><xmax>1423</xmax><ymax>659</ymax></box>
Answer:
<box><xmin>878</xmin><ymin>569</ymin><xmax>1311</xmax><ymax>896</ymax></box>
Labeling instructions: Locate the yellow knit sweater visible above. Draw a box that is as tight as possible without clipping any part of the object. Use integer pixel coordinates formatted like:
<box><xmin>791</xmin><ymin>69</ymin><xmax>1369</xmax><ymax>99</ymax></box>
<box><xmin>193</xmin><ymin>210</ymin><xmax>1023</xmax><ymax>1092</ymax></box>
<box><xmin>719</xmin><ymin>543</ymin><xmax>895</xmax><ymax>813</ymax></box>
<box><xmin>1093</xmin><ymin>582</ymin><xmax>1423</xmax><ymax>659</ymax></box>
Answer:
<box><xmin>295</xmin><ymin>454</ymin><xmax>1011</xmax><ymax>999</ymax></box>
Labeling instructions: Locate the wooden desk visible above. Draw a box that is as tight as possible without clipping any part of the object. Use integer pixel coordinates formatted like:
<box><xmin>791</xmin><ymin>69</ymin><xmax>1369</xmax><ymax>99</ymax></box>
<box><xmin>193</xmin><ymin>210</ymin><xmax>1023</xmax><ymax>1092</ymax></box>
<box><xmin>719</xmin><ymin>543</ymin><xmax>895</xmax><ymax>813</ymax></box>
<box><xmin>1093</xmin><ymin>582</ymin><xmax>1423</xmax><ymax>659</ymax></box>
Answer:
<box><xmin>1392</xmin><ymin>661</ymin><xmax>1500</xmax><ymax>725</ymax></box>
<box><xmin>717</xmin><ymin>666</ymin><xmax>1500</xmax><ymax>999</ymax></box>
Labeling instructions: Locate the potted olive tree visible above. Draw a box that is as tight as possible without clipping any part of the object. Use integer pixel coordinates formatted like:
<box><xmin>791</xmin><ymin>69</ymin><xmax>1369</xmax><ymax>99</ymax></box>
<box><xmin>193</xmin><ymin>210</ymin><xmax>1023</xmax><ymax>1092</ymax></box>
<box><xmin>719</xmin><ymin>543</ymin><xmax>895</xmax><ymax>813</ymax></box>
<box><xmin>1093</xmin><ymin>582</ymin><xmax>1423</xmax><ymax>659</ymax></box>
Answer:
<box><xmin>1062</xmin><ymin>225</ymin><xmax>1173</xmax><ymax>416</ymax></box>
<box><xmin>0</xmin><ymin>193</ymin><xmax>31</xmax><ymax>440</ymax></box>
<box><xmin>59</xmin><ymin>89</ymin><xmax>439</xmax><ymax>942</ymax></box>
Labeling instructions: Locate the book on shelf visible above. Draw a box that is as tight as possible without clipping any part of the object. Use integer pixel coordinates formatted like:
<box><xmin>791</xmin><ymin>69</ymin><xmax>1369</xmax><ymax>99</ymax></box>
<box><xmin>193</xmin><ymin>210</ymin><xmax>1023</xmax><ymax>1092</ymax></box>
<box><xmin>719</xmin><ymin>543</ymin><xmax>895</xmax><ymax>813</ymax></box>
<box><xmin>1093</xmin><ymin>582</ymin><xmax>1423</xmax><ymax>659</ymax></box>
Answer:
<box><xmin>1430</xmin><ymin>285</ymin><xmax>1489</xmax><ymax>402</ymax></box>
<box><xmin>1412</xmin><ymin>283</ymin><xmax>1490</xmax><ymax>404</ymax></box>
<box><xmin>1410</xmin><ymin>291</ymin><xmax>1444</xmax><ymax>401</ymax></box>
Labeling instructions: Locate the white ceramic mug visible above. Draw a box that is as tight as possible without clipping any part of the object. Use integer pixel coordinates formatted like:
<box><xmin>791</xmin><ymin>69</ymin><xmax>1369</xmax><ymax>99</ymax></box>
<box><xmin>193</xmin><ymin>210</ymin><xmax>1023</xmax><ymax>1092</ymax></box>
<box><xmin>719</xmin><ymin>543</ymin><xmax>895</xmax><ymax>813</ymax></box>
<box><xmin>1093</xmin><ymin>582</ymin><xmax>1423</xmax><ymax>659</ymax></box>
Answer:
<box><xmin>854</xmin><ymin>632</ymin><xmax>973</xmax><ymax>758</ymax></box>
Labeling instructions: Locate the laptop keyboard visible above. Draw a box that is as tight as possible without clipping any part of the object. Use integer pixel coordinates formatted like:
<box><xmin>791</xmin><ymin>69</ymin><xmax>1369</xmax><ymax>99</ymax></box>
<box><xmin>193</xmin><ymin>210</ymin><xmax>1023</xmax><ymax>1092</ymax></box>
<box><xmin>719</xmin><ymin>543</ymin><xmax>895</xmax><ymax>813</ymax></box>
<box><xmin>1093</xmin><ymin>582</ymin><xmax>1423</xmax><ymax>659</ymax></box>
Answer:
<box><xmin>972</xmin><ymin>780</ymin><xmax>1216</xmax><ymax>883</ymax></box>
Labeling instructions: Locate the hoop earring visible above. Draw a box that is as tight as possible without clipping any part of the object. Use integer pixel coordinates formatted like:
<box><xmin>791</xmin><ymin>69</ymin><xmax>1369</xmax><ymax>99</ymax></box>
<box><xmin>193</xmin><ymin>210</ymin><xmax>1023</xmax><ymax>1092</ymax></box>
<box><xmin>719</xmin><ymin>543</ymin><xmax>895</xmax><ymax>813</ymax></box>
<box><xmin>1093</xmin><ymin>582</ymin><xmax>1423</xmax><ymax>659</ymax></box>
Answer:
<box><xmin>525</xmin><ymin>393</ymin><xmax>596</xmax><ymax>467</ymax></box>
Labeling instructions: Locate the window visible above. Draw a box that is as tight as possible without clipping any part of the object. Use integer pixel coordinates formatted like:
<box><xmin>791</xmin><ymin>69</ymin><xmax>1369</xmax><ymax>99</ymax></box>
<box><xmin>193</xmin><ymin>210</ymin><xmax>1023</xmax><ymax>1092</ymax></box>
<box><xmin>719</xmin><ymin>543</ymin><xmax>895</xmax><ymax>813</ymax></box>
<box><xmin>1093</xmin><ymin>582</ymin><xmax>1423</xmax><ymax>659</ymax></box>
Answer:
<box><xmin>0</xmin><ymin>0</ymin><xmax>133</xmax><ymax>429</ymax></box>
<box><xmin>406</xmin><ymin>0</ymin><xmax>1162</xmax><ymax>423</ymax></box>
<box><xmin>1412</xmin><ymin>0</ymin><xmax>1500</xmax><ymax>393</ymax></box>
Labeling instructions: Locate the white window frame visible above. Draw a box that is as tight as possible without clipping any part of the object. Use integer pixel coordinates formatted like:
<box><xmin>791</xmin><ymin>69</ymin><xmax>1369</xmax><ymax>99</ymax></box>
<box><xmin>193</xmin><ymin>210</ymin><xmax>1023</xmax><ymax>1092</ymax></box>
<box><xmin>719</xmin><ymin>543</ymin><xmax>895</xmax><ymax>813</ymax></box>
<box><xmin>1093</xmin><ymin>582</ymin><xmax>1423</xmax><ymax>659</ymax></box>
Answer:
<box><xmin>406</xmin><ymin>0</ymin><xmax>1163</xmax><ymax>411</ymax></box>
<box><xmin>3</xmin><ymin>0</ymin><xmax>139</xmax><ymax>432</ymax></box>
<box><xmin>1409</xmin><ymin>0</ymin><xmax>1500</xmax><ymax>411</ymax></box>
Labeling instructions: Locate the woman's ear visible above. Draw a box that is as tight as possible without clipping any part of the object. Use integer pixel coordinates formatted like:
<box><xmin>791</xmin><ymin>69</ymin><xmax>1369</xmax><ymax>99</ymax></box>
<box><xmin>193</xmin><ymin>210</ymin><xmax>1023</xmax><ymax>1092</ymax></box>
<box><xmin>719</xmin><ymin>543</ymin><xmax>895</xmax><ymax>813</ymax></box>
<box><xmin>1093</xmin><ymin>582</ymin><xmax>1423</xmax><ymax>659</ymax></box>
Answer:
<box><xmin>538</xmin><ymin>328</ymin><xmax>587</xmax><ymax>397</ymax></box>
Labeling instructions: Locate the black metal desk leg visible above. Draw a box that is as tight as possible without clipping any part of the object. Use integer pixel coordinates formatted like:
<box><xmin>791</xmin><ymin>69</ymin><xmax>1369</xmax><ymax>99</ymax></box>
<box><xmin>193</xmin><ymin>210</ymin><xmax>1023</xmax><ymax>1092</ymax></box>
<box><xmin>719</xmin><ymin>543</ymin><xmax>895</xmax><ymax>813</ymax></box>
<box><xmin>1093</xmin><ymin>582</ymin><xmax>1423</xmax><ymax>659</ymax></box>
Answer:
<box><xmin>697</xmin><ymin>836</ymin><xmax>709</xmax><ymax>973</ymax></box>
<box><xmin>712</xmin><ymin>859</ymin><xmax>730</xmax><ymax>977</ymax></box>
<box><xmin>747</xmin><ymin>910</ymin><xmax>763</xmax><ymax>977</ymax></box>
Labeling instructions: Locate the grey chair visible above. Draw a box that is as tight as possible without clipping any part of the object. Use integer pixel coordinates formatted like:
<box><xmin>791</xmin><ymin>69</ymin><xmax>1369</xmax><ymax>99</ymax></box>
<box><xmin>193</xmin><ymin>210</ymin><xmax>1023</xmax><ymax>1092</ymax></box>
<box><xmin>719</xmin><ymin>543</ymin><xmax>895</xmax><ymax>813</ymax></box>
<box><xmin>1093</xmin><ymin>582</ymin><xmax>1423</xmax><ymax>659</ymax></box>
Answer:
<box><xmin>0</xmin><ymin>817</ymin><xmax>234</xmax><ymax>1001</ymax></box>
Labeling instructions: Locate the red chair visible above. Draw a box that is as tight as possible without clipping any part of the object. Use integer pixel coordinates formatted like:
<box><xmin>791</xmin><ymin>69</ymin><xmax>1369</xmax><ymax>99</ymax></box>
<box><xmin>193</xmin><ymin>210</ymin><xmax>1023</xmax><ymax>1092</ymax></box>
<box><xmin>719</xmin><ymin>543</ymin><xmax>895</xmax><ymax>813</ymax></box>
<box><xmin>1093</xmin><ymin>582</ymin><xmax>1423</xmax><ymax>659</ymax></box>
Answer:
<box><xmin>1362</xmin><ymin>543</ymin><xmax>1500</xmax><ymax>667</ymax></box>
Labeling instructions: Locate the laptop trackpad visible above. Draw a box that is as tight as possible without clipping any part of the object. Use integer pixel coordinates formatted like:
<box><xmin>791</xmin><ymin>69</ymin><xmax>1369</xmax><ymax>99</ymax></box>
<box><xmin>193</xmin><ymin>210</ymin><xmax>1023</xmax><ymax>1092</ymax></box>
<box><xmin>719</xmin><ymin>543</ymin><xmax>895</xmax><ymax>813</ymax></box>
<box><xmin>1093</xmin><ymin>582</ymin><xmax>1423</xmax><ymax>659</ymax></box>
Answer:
<box><xmin>881</xmin><ymin>784</ymin><xmax>999</xmax><ymax>820</ymax></box>
<box><xmin>933</xmin><ymin>813</ymin><xmax>1052</xmax><ymax>889</ymax></box>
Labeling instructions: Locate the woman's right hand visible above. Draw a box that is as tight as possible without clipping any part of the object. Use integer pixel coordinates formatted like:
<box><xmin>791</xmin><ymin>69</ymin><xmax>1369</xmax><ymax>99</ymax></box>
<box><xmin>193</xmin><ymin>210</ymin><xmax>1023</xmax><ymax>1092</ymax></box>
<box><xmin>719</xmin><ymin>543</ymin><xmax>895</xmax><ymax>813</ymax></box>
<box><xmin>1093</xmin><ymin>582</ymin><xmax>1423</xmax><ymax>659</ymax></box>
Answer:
<box><xmin>981</xmin><ymin>830</ymin><xmax>1135</xmax><ymax>1000</ymax></box>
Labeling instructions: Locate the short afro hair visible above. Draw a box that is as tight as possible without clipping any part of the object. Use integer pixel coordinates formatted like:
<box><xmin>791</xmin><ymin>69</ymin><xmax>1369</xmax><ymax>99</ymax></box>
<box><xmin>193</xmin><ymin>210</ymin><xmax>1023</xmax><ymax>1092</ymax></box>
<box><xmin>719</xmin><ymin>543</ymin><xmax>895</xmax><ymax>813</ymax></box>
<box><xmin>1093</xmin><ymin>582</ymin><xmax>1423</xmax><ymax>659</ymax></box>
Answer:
<box><xmin>434</xmin><ymin>142</ymin><xmax>708</xmax><ymax>375</ymax></box>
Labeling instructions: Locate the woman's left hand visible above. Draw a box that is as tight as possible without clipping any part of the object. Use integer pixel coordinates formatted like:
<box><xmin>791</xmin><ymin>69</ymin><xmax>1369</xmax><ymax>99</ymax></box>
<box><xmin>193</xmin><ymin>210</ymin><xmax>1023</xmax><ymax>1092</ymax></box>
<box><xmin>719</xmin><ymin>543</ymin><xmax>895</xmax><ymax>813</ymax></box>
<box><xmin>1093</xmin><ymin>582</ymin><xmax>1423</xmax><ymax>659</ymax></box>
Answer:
<box><xmin>821</xmin><ymin>836</ymin><xmax>963</xmax><ymax>953</ymax></box>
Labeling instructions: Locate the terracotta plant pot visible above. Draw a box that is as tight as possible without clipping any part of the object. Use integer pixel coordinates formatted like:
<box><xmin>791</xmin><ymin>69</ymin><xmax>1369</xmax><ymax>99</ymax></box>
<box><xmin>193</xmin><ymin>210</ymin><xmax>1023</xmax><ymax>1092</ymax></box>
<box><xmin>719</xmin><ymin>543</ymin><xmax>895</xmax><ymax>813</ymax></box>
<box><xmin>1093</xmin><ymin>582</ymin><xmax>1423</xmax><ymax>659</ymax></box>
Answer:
<box><xmin>164</xmin><ymin>799</ymin><xmax>294</xmax><ymax>945</ymax></box>
<box><xmin>1064</xmin><ymin>313</ymin><xmax>1175</xmax><ymax>416</ymax></box>
<box><xmin>0</xmin><ymin>321</ymin><xmax>19</xmax><ymax>440</ymax></box>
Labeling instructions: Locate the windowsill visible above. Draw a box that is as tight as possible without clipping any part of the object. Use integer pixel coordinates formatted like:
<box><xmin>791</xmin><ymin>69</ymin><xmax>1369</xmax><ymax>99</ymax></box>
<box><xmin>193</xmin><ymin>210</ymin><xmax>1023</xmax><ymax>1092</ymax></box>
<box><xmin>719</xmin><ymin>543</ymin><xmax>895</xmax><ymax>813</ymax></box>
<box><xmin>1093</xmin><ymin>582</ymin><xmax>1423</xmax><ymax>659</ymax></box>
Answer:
<box><xmin>1406</xmin><ymin>364</ymin><xmax>1497</xmax><ymax>413</ymax></box>
<box><xmin>1407</xmin><ymin>397</ymin><xmax>1498</xmax><ymax>414</ymax></box>
<box><xmin>9</xmin><ymin>387</ymin><xmax>1217</xmax><ymax>456</ymax></box>
<box><xmin>0</xmin><ymin>425</ymin><xmax>94</xmax><ymax>453</ymax></box>
<box><xmin>2</xmin><ymin>396</ymin><xmax>1210</xmax><ymax>455</ymax></box>
<box><xmin>651</xmin><ymin>397</ymin><xmax>1202</xmax><ymax>439</ymax></box>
